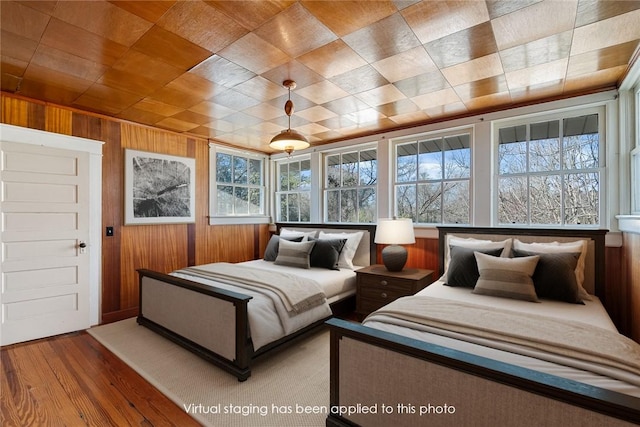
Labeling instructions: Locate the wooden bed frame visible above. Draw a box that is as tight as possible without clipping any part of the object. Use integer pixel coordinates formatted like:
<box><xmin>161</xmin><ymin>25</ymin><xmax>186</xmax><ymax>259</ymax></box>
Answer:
<box><xmin>326</xmin><ymin>226</ymin><xmax>640</xmax><ymax>427</ymax></box>
<box><xmin>136</xmin><ymin>223</ymin><xmax>375</xmax><ymax>382</ymax></box>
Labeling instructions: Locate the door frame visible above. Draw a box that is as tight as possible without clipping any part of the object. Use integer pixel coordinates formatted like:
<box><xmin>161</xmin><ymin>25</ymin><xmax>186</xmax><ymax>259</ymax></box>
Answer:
<box><xmin>0</xmin><ymin>124</ymin><xmax>104</xmax><ymax>326</ymax></box>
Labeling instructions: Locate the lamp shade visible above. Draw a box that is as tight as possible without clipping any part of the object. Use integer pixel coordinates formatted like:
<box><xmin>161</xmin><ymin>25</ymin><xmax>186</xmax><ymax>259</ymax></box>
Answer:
<box><xmin>269</xmin><ymin>129</ymin><xmax>310</xmax><ymax>152</ymax></box>
<box><xmin>374</xmin><ymin>218</ymin><xmax>415</xmax><ymax>245</ymax></box>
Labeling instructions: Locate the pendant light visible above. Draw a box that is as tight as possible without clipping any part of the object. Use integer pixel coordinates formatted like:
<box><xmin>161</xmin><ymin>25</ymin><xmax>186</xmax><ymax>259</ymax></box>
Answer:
<box><xmin>269</xmin><ymin>80</ymin><xmax>309</xmax><ymax>155</ymax></box>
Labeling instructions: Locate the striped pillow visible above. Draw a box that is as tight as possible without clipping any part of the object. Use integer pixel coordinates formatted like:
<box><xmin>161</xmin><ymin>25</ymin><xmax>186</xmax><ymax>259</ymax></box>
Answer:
<box><xmin>472</xmin><ymin>252</ymin><xmax>540</xmax><ymax>302</ymax></box>
<box><xmin>274</xmin><ymin>239</ymin><xmax>316</xmax><ymax>269</ymax></box>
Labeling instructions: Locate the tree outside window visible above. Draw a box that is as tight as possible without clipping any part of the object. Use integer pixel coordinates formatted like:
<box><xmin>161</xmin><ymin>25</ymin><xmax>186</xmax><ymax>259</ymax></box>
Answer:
<box><xmin>215</xmin><ymin>152</ymin><xmax>264</xmax><ymax>216</ymax></box>
<box><xmin>497</xmin><ymin>113</ymin><xmax>601</xmax><ymax>226</ymax></box>
<box><xmin>324</xmin><ymin>148</ymin><xmax>377</xmax><ymax>223</ymax></box>
<box><xmin>276</xmin><ymin>158</ymin><xmax>311</xmax><ymax>222</ymax></box>
<box><xmin>395</xmin><ymin>133</ymin><xmax>471</xmax><ymax>224</ymax></box>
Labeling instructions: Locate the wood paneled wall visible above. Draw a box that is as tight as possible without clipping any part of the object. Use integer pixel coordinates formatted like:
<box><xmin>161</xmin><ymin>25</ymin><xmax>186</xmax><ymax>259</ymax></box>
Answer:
<box><xmin>1</xmin><ymin>93</ymin><xmax>270</xmax><ymax>324</ymax></box>
<box><xmin>623</xmin><ymin>232</ymin><xmax>640</xmax><ymax>342</ymax></box>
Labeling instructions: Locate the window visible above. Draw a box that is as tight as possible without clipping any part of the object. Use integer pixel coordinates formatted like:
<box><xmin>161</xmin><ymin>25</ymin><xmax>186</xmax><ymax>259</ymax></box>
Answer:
<box><xmin>394</xmin><ymin>131</ymin><xmax>471</xmax><ymax>224</ymax></box>
<box><xmin>209</xmin><ymin>146</ymin><xmax>268</xmax><ymax>224</ymax></box>
<box><xmin>324</xmin><ymin>148</ymin><xmax>377</xmax><ymax>223</ymax></box>
<box><xmin>275</xmin><ymin>158</ymin><xmax>311</xmax><ymax>222</ymax></box>
<box><xmin>497</xmin><ymin>112</ymin><xmax>602</xmax><ymax>226</ymax></box>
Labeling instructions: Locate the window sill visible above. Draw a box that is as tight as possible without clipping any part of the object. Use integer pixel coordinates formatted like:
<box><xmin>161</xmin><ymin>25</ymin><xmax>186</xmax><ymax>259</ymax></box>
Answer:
<box><xmin>616</xmin><ymin>215</ymin><xmax>640</xmax><ymax>234</ymax></box>
<box><xmin>208</xmin><ymin>216</ymin><xmax>271</xmax><ymax>226</ymax></box>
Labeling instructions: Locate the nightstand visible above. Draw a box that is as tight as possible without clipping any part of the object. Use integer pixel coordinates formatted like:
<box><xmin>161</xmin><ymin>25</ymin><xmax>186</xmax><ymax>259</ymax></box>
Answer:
<box><xmin>355</xmin><ymin>264</ymin><xmax>435</xmax><ymax>319</ymax></box>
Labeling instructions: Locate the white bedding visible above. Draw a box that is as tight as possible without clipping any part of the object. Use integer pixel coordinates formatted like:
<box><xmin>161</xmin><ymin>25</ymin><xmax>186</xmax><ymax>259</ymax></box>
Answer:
<box><xmin>363</xmin><ymin>281</ymin><xmax>640</xmax><ymax>398</ymax></box>
<box><xmin>171</xmin><ymin>260</ymin><xmax>357</xmax><ymax>351</ymax></box>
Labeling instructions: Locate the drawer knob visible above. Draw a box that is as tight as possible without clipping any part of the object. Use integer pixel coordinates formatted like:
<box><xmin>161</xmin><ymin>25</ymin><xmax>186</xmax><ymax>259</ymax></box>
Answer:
<box><xmin>380</xmin><ymin>280</ymin><xmax>388</xmax><ymax>286</ymax></box>
<box><xmin>381</xmin><ymin>292</ymin><xmax>388</xmax><ymax>299</ymax></box>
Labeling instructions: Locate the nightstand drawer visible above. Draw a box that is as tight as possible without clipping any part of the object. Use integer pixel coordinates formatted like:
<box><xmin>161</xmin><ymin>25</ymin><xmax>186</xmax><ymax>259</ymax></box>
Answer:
<box><xmin>358</xmin><ymin>274</ymin><xmax>414</xmax><ymax>293</ymax></box>
<box><xmin>358</xmin><ymin>297</ymin><xmax>391</xmax><ymax>316</ymax></box>
<box><xmin>359</xmin><ymin>285</ymin><xmax>408</xmax><ymax>302</ymax></box>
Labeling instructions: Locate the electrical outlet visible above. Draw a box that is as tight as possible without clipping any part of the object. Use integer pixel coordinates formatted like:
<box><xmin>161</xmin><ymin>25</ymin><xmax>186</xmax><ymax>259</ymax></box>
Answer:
<box><xmin>106</xmin><ymin>226</ymin><xmax>114</xmax><ymax>237</ymax></box>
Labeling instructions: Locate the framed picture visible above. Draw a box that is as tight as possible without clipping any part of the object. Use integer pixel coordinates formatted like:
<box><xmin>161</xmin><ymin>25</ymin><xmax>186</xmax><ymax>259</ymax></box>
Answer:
<box><xmin>124</xmin><ymin>149</ymin><xmax>196</xmax><ymax>224</ymax></box>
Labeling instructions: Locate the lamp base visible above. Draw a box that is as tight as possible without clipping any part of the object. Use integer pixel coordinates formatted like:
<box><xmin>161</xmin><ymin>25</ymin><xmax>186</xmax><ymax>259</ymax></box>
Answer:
<box><xmin>381</xmin><ymin>245</ymin><xmax>408</xmax><ymax>272</ymax></box>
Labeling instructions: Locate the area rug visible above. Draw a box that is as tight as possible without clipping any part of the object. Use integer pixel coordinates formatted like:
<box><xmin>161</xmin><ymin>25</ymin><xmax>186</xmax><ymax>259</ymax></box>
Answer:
<box><xmin>87</xmin><ymin>318</ymin><xmax>330</xmax><ymax>426</ymax></box>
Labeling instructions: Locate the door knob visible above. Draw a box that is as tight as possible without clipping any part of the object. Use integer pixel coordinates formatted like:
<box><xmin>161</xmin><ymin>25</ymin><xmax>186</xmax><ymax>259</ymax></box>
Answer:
<box><xmin>79</xmin><ymin>242</ymin><xmax>87</xmax><ymax>248</ymax></box>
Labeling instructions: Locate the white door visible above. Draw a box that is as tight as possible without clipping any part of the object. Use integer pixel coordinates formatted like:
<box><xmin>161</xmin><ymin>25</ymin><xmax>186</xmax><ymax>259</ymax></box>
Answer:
<box><xmin>1</xmin><ymin>141</ymin><xmax>91</xmax><ymax>345</ymax></box>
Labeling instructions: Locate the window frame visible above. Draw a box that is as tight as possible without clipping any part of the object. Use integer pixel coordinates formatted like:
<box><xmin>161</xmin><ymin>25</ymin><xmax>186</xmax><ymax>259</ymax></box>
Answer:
<box><xmin>493</xmin><ymin>106</ymin><xmax>606</xmax><ymax>227</ymax></box>
<box><xmin>274</xmin><ymin>155</ymin><xmax>312</xmax><ymax>223</ymax></box>
<box><xmin>208</xmin><ymin>144</ymin><xmax>270</xmax><ymax>225</ymax></box>
<box><xmin>391</xmin><ymin>127</ymin><xmax>473</xmax><ymax>225</ymax></box>
<box><xmin>322</xmin><ymin>144</ymin><xmax>378</xmax><ymax>224</ymax></box>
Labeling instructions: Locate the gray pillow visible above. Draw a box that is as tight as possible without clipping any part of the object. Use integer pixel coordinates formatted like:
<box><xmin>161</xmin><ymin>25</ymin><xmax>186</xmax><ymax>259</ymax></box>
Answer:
<box><xmin>512</xmin><ymin>249</ymin><xmax>583</xmax><ymax>304</ymax></box>
<box><xmin>274</xmin><ymin>239</ymin><xmax>316</xmax><ymax>269</ymax></box>
<box><xmin>444</xmin><ymin>246</ymin><xmax>504</xmax><ymax>288</ymax></box>
<box><xmin>473</xmin><ymin>252</ymin><xmax>540</xmax><ymax>302</ymax></box>
<box><xmin>309</xmin><ymin>238</ymin><xmax>347</xmax><ymax>270</ymax></box>
<box><xmin>264</xmin><ymin>235</ymin><xmax>303</xmax><ymax>262</ymax></box>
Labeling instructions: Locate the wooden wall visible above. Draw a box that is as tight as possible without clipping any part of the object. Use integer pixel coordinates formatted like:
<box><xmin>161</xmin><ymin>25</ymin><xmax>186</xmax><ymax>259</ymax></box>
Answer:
<box><xmin>1</xmin><ymin>93</ymin><xmax>270</xmax><ymax>324</ymax></box>
<box><xmin>623</xmin><ymin>232</ymin><xmax>640</xmax><ymax>342</ymax></box>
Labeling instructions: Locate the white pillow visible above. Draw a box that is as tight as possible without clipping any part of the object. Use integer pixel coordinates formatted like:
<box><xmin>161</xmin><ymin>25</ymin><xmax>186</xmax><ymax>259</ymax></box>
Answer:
<box><xmin>444</xmin><ymin>236</ymin><xmax>512</xmax><ymax>277</ymax></box>
<box><xmin>318</xmin><ymin>231</ymin><xmax>363</xmax><ymax>270</ymax></box>
<box><xmin>512</xmin><ymin>239</ymin><xmax>591</xmax><ymax>301</ymax></box>
<box><xmin>280</xmin><ymin>228</ymin><xmax>317</xmax><ymax>241</ymax></box>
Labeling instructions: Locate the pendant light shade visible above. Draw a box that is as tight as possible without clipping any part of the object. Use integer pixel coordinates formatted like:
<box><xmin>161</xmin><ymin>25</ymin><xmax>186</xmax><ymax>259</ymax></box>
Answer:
<box><xmin>269</xmin><ymin>80</ymin><xmax>309</xmax><ymax>155</ymax></box>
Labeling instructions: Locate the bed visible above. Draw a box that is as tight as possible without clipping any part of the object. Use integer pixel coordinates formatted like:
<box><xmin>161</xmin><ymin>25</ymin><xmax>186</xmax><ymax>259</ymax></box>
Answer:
<box><xmin>326</xmin><ymin>226</ymin><xmax>640</xmax><ymax>427</ymax></box>
<box><xmin>136</xmin><ymin>223</ymin><xmax>375</xmax><ymax>381</ymax></box>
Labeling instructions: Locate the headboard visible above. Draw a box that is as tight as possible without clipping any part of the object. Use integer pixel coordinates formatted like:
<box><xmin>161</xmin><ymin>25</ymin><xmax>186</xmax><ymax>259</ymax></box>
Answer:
<box><xmin>437</xmin><ymin>226</ymin><xmax>608</xmax><ymax>300</ymax></box>
<box><xmin>275</xmin><ymin>223</ymin><xmax>377</xmax><ymax>267</ymax></box>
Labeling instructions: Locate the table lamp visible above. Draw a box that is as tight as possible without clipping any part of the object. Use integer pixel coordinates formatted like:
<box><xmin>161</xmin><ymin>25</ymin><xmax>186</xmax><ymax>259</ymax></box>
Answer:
<box><xmin>374</xmin><ymin>218</ymin><xmax>415</xmax><ymax>272</ymax></box>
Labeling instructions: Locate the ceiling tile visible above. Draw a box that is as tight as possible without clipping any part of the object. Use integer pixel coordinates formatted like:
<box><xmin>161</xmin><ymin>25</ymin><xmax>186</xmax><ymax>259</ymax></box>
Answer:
<box><xmin>243</xmin><ymin>102</ymin><xmax>286</xmax><ymax>121</ymax></box>
<box><xmin>296</xmin><ymin>80</ymin><xmax>350</xmax><ymax>104</ymax></box>
<box><xmin>499</xmin><ymin>30</ymin><xmax>572</xmax><ymax>73</ymax></box>
<box><xmin>133</xmin><ymin>98</ymin><xmax>184</xmax><ymax>116</ymax></box>
<box><xmin>108</xmin><ymin>0</ymin><xmax>177</xmax><ymax>23</ymax></box>
<box><xmin>1</xmin><ymin>1</ymin><xmax>50</xmax><ymax>41</ymax></box>
<box><xmin>567</xmin><ymin>40</ymin><xmax>640</xmax><ymax>78</ymax></box>
<box><xmin>209</xmin><ymin>88</ymin><xmax>263</xmax><ymax>111</ymax></box>
<box><xmin>98</xmin><ymin>68</ymin><xmax>161</xmax><ymax>96</ymax></box>
<box><xmin>2</xmin><ymin>30</ymin><xmax>40</xmax><ymax>63</ymax></box>
<box><xmin>485</xmin><ymin>0</ymin><xmax>541</xmax><ymax>19</ymax></box>
<box><xmin>171</xmin><ymin>110</ymin><xmax>217</xmax><ymax>126</ymax></box>
<box><xmin>491</xmin><ymin>0</ymin><xmax>578</xmax><ymax>50</ymax></box>
<box><xmin>394</xmin><ymin>70</ymin><xmax>449</xmax><ymax>97</ymax></box>
<box><xmin>111</xmin><ymin>50</ymin><xmax>184</xmax><ymax>84</ymax></box>
<box><xmin>571</xmin><ymin>8</ymin><xmax>640</xmax><ymax>55</ymax></box>
<box><xmin>463</xmin><ymin>91</ymin><xmax>512</xmax><ymax>111</ymax></box>
<box><xmin>218</xmin><ymin>32</ymin><xmax>290</xmax><ymax>74</ymax></box>
<box><xmin>18</xmin><ymin>78</ymin><xmax>84</xmax><ymax>105</ymax></box>
<box><xmin>564</xmin><ymin>65</ymin><xmax>628</xmax><ymax>93</ymax></box>
<box><xmin>301</xmin><ymin>0</ymin><xmax>398</xmax><ymax>37</ymax></box>
<box><xmin>157</xmin><ymin>0</ymin><xmax>247</xmax><ymax>52</ymax></box>
<box><xmin>330</xmin><ymin>65</ymin><xmax>390</xmax><ymax>94</ymax></box>
<box><xmin>425</xmin><ymin>21</ymin><xmax>498</xmax><ymax>68</ymax></box>
<box><xmin>254</xmin><ymin>2</ymin><xmax>337</xmax><ymax>57</ymax></box>
<box><xmin>156</xmin><ymin>116</ymin><xmax>200</xmax><ymax>132</ymax></box>
<box><xmin>454</xmin><ymin>75</ymin><xmax>508</xmax><ymax>101</ymax></box>
<box><xmin>205</xmin><ymin>0</ymin><xmax>296</xmax><ymax>31</ymax></box>
<box><xmin>375</xmin><ymin>98</ymin><xmax>420</xmax><ymax>117</ymax></box>
<box><xmin>402</xmin><ymin>0</ymin><xmax>490</xmax><ymax>43</ymax></box>
<box><xmin>441</xmin><ymin>53</ymin><xmax>503</xmax><ymax>87</ymax></box>
<box><xmin>411</xmin><ymin>87</ymin><xmax>461</xmax><ymax>110</ymax></box>
<box><xmin>322</xmin><ymin>95</ymin><xmax>371</xmax><ymax>116</ymax></box>
<box><xmin>188</xmin><ymin>101</ymin><xmax>235</xmax><ymax>119</ymax></box>
<box><xmin>342</xmin><ymin>12</ymin><xmax>421</xmax><ymax>63</ymax></box>
<box><xmin>131</xmin><ymin>25</ymin><xmax>213</xmax><ymax>71</ymax></box>
<box><xmin>295</xmin><ymin>105</ymin><xmax>337</xmax><ymax>122</ymax></box>
<box><xmin>54</xmin><ymin>0</ymin><xmax>152</xmax><ymax>46</ymax></box>
<box><xmin>190</xmin><ymin>55</ymin><xmax>256</xmax><ymax>88</ymax></box>
<box><xmin>372</xmin><ymin>46</ymin><xmax>437</xmax><ymax>83</ymax></box>
<box><xmin>505</xmin><ymin>58</ymin><xmax>568</xmax><ymax>89</ymax></box>
<box><xmin>24</xmin><ymin>63</ymin><xmax>93</xmax><ymax>93</ymax></box>
<box><xmin>388</xmin><ymin>109</ymin><xmax>430</xmax><ymax>125</ymax></box>
<box><xmin>233</xmin><ymin>76</ymin><xmax>287</xmax><ymax>102</ymax></box>
<box><xmin>74</xmin><ymin>83</ymin><xmax>143</xmax><ymax>113</ymax></box>
<box><xmin>297</xmin><ymin>40</ymin><xmax>367</xmax><ymax>79</ymax></box>
<box><xmin>355</xmin><ymin>84</ymin><xmax>406</xmax><ymax>107</ymax></box>
<box><xmin>117</xmin><ymin>107</ymin><xmax>165</xmax><ymax>126</ymax></box>
<box><xmin>575</xmin><ymin>0</ymin><xmax>640</xmax><ymax>27</ymax></box>
<box><xmin>260</xmin><ymin>60</ymin><xmax>325</xmax><ymax>89</ymax></box>
<box><xmin>41</xmin><ymin>18</ymin><xmax>129</xmax><ymax>66</ymax></box>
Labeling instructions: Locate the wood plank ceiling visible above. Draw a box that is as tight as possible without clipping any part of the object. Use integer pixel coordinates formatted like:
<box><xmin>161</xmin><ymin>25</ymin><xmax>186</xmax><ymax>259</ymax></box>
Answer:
<box><xmin>2</xmin><ymin>0</ymin><xmax>639</xmax><ymax>153</ymax></box>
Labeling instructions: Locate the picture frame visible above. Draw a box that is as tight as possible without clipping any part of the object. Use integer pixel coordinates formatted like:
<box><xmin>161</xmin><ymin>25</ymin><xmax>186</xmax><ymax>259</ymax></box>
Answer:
<box><xmin>124</xmin><ymin>149</ymin><xmax>196</xmax><ymax>225</ymax></box>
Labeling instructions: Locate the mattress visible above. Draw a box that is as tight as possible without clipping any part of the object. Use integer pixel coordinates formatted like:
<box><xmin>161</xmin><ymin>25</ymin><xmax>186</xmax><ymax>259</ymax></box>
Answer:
<box><xmin>363</xmin><ymin>281</ymin><xmax>640</xmax><ymax>398</ymax></box>
<box><xmin>240</xmin><ymin>259</ymin><xmax>358</xmax><ymax>303</ymax></box>
<box><xmin>170</xmin><ymin>260</ymin><xmax>357</xmax><ymax>350</ymax></box>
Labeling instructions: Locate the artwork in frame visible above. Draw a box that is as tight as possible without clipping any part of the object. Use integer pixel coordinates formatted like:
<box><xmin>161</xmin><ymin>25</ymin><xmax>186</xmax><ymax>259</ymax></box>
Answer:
<box><xmin>124</xmin><ymin>149</ymin><xmax>196</xmax><ymax>224</ymax></box>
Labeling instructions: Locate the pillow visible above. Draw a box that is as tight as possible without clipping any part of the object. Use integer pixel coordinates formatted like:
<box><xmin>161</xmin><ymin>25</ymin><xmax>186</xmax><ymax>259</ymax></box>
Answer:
<box><xmin>279</xmin><ymin>228</ymin><xmax>317</xmax><ymax>241</ymax></box>
<box><xmin>472</xmin><ymin>252</ymin><xmax>540</xmax><ymax>302</ymax></box>
<box><xmin>443</xmin><ymin>236</ymin><xmax>512</xmax><ymax>278</ymax></box>
<box><xmin>513</xmin><ymin>239</ymin><xmax>591</xmax><ymax>301</ymax></box>
<box><xmin>309</xmin><ymin>238</ymin><xmax>347</xmax><ymax>270</ymax></box>
<box><xmin>318</xmin><ymin>231</ymin><xmax>364</xmax><ymax>269</ymax></box>
<box><xmin>512</xmin><ymin>249</ymin><xmax>583</xmax><ymax>304</ymax></box>
<box><xmin>274</xmin><ymin>239</ymin><xmax>316</xmax><ymax>269</ymax></box>
<box><xmin>444</xmin><ymin>246</ymin><xmax>504</xmax><ymax>288</ymax></box>
<box><xmin>263</xmin><ymin>235</ymin><xmax>303</xmax><ymax>262</ymax></box>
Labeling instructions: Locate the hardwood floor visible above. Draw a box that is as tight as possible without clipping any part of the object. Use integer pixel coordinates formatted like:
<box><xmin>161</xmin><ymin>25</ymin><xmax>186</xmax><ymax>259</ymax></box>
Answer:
<box><xmin>1</xmin><ymin>331</ymin><xmax>201</xmax><ymax>427</ymax></box>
